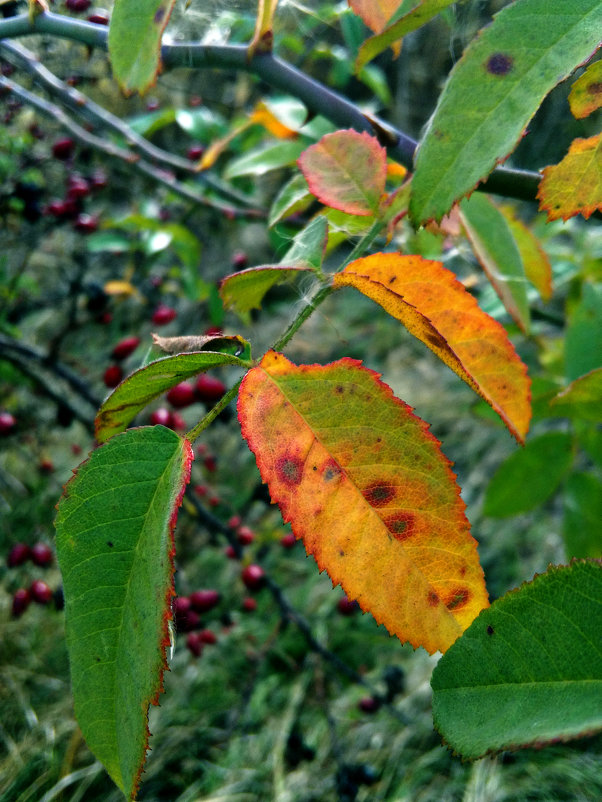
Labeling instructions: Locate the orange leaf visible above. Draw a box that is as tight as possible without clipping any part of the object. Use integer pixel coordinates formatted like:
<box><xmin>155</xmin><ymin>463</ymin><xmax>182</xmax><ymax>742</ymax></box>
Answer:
<box><xmin>298</xmin><ymin>130</ymin><xmax>387</xmax><ymax>216</ymax></box>
<box><xmin>238</xmin><ymin>351</ymin><xmax>489</xmax><ymax>654</ymax></box>
<box><xmin>333</xmin><ymin>253</ymin><xmax>531</xmax><ymax>443</ymax></box>
<box><xmin>249</xmin><ymin>101</ymin><xmax>298</xmax><ymax>139</ymax></box>
<box><xmin>348</xmin><ymin>0</ymin><xmax>401</xmax><ymax>33</ymax></box>
<box><xmin>537</xmin><ymin>134</ymin><xmax>602</xmax><ymax>222</ymax></box>
<box><xmin>568</xmin><ymin>60</ymin><xmax>602</xmax><ymax>119</ymax></box>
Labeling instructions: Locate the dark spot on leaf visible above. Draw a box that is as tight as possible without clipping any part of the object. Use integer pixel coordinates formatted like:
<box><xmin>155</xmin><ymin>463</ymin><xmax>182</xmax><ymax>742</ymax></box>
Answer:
<box><xmin>376</xmin><ymin>437</ymin><xmax>382</xmax><ymax>443</ymax></box>
<box><xmin>587</xmin><ymin>81</ymin><xmax>602</xmax><ymax>95</ymax></box>
<box><xmin>363</xmin><ymin>481</ymin><xmax>396</xmax><ymax>507</ymax></box>
<box><xmin>339</xmin><ymin>549</ymin><xmax>345</xmax><ymax>557</ymax></box>
<box><xmin>323</xmin><ymin>459</ymin><xmax>342</xmax><ymax>481</ymax></box>
<box><xmin>460</xmin><ymin>566</ymin><xmax>467</xmax><ymax>577</ymax></box>
<box><xmin>427</xmin><ymin>591</ymin><xmax>439</xmax><ymax>607</ymax></box>
<box><xmin>276</xmin><ymin>456</ymin><xmax>303</xmax><ymax>486</ymax></box>
<box><xmin>388</xmin><ymin>276</ymin><xmax>397</xmax><ymax>284</ymax></box>
<box><xmin>384</xmin><ymin>512</ymin><xmax>416</xmax><ymax>541</ymax></box>
<box><xmin>335</xmin><ymin>385</ymin><xmax>344</xmax><ymax>394</ymax></box>
<box><xmin>425</xmin><ymin>332</ymin><xmax>445</xmax><ymax>348</ymax></box>
<box><xmin>487</xmin><ymin>625</ymin><xmax>495</xmax><ymax>635</ymax></box>
<box><xmin>312</xmin><ymin>465</ymin><xmax>317</xmax><ymax>471</ymax></box>
<box><xmin>107</xmin><ymin>541</ymin><xmax>114</xmax><ymax>548</ymax></box>
<box><xmin>486</xmin><ymin>52</ymin><xmax>514</xmax><ymax>76</ymax></box>
<box><xmin>154</xmin><ymin>7</ymin><xmax>165</xmax><ymax>23</ymax></box>
<box><xmin>445</xmin><ymin>588</ymin><xmax>470</xmax><ymax>611</ymax></box>
<box><xmin>95</xmin><ymin>656</ymin><xmax>101</xmax><ymax>662</ymax></box>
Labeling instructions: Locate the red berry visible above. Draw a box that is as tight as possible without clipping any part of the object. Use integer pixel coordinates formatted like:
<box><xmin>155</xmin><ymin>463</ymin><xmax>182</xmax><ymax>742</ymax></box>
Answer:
<box><xmin>97</xmin><ymin>311</ymin><xmax>113</xmax><ymax>325</ymax></box>
<box><xmin>169</xmin><ymin>412</ymin><xmax>187</xmax><ymax>430</ymax></box>
<box><xmin>71</xmin><ymin>443</ymin><xmax>83</xmax><ymax>455</ymax></box>
<box><xmin>167</xmin><ymin>381</ymin><xmax>195</xmax><ymax>409</ymax></box>
<box><xmin>203</xmin><ymin>455</ymin><xmax>217</xmax><ymax>473</ymax></box>
<box><xmin>30</xmin><ymin>579</ymin><xmax>53</xmax><ymax>605</ymax></box>
<box><xmin>150</xmin><ymin>408</ymin><xmax>172</xmax><ymax>427</ymax></box>
<box><xmin>236</xmin><ymin>526</ymin><xmax>255</xmax><ymax>546</ymax></box>
<box><xmin>30</xmin><ymin>542</ymin><xmax>53</xmax><ymax>567</ymax></box>
<box><xmin>186</xmin><ymin>632</ymin><xmax>203</xmax><ymax>657</ymax></box>
<box><xmin>38</xmin><ymin>459</ymin><xmax>54</xmax><ymax>474</ymax></box>
<box><xmin>280</xmin><ymin>533</ymin><xmax>296</xmax><ymax>549</ymax></box>
<box><xmin>228</xmin><ymin>515</ymin><xmax>242</xmax><ymax>530</ymax></box>
<box><xmin>66</xmin><ymin>0</ymin><xmax>91</xmax><ymax>12</ymax></box>
<box><xmin>146</xmin><ymin>98</ymin><xmax>160</xmax><ymax>112</ymax></box>
<box><xmin>111</xmin><ymin>336</ymin><xmax>141</xmax><ymax>361</ymax></box>
<box><xmin>189</xmin><ymin>95</ymin><xmax>202</xmax><ymax>107</ymax></box>
<box><xmin>225</xmin><ymin>545</ymin><xmax>237</xmax><ymax>559</ymax></box>
<box><xmin>199</xmin><ymin>628</ymin><xmax>217</xmax><ymax>645</ymax></box>
<box><xmin>241</xmin><ymin>564</ymin><xmax>265</xmax><ymax>591</ymax></box>
<box><xmin>358</xmin><ymin>697</ymin><xmax>380</xmax><ymax>714</ymax></box>
<box><xmin>231</xmin><ymin>250</ymin><xmax>249</xmax><ymax>270</ymax></box>
<box><xmin>152</xmin><ymin>304</ymin><xmax>177</xmax><ymax>326</ymax></box>
<box><xmin>204</xmin><ymin>325</ymin><xmax>223</xmax><ymax>336</ymax></box>
<box><xmin>337</xmin><ymin>596</ymin><xmax>359</xmax><ymax>616</ymax></box>
<box><xmin>103</xmin><ymin>364</ymin><xmax>123</xmax><ymax>388</ymax></box>
<box><xmin>66</xmin><ymin>174</ymin><xmax>90</xmax><ymax>199</ymax></box>
<box><xmin>12</xmin><ymin>588</ymin><xmax>31</xmax><ymax>617</ymax></box>
<box><xmin>0</xmin><ymin>411</ymin><xmax>16</xmax><ymax>436</ymax></box>
<box><xmin>242</xmin><ymin>596</ymin><xmax>257</xmax><ymax>612</ymax></box>
<box><xmin>7</xmin><ymin>543</ymin><xmax>31</xmax><ymax>567</ymax></box>
<box><xmin>194</xmin><ymin>484</ymin><xmax>208</xmax><ymax>497</ymax></box>
<box><xmin>195</xmin><ymin>374</ymin><xmax>226</xmax><ymax>403</ymax></box>
<box><xmin>74</xmin><ymin>213</ymin><xmax>99</xmax><ymax>233</ymax></box>
<box><xmin>189</xmin><ymin>589</ymin><xmax>220</xmax><ymax>613</ymax></box>
<box><xmin>208</xmin><ymin>494</ymin><xmax>221</xmax><ymax>507</ymax></box>
<box><xmin>46</xmin><ymin>199</ymin><xmax>69</xmax><ymax>217</ymax></box>
<box><xmin>87</xmin><ymin>12</ymin><xmax>109</xmax><ymax>24</ymax></box>
<box><xmin>52</xmin><ymin>137</ymin><xmax>75</xmax><ymax>160</ymax></box>
<box><xmin>173</xmin><ymin>596</ymin><xmax>197</xmax><ymax>631</ymax></box>
<box><xmin>187</xmin><ymin>145</ymin><xmax>204</xmax><ymax>160</ymax></box>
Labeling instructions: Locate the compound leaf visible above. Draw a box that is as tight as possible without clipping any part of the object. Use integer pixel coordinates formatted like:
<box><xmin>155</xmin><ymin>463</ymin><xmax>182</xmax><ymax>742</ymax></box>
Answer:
<box><xmin>55</xmin><ymin>426</ymin><xmax>193</xmax><ymax>799</ymax></box>
<box><xmin>238</xmin><ymin>351</ymin><xmax>489</xmax><ymax>654</ymax></box>
<box><xmin>95</xmin><ymin>351</ymin><xmax>249</xmax><ymax>443</ymax></box>
<box><xmin>410</xmin><ymin>0</ymin><xmax>602</xmax><ymax>224</ymax></box>
<box><xmin>108</xmin><ymin>0</ymin><xmax>176</xmax><ymax>95</ymax></box>
<box><xmin>537</xmin><ymin>134</ymin><xmax>602</xmax><ymax>222</ymax></box>
<box><xmin>432</xmin><ymin>560</ymin><xmax>602</xmax><ymax>759</ymax></box>
<box><xmin>298</xmin><ymin>130</ymin><xmax>387</xmax><ymax>216</ymax></box>
<box><xmin>334</xmin><ymin>253</ymin><xmax>531</xmax><ymax>443</ymax></box>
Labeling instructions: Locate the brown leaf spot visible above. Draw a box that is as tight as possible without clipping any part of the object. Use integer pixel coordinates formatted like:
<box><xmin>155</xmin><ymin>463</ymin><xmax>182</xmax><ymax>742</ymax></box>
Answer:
<box><xmin>363</xmin><ymin>481</ymin><xmax>396</xmax><ymax>508</ymax></box>
<box><xmin>107</xmin><ymin>541</ymin><xmax>114</xmax><ymax>548</ymax></box>
<box><xmin>276</xmin><ymin>456</ymin><xmax>303</xmax><ymax>486</ymax></box>
<box><xmin>384</xmin><ymin>512</ymin><xmax>416</xmax><ymax>541</ymax></box>
<box><xmin>425</xmin><ymin>331</ymin><xmax>446</xmax><ymax>348</ymax></box>
<box><xmin>322</xmin><ymin>459</ymin><xmax>342</xmax><ymax>481</ymax></box>
<box><xmin>427</xmin><ymin>591</ymin><xmax>439</xmax><ymax>607</ymax></box>
<box><xmin>587</xmin><ymin>81</ymin><xmax>602</xmax><ymax>95</ymax></box>
<box><xmin>445</xmin><ymin>588</ymin><xmax>471</xmax><ymax>611</ymax></box>
<box><xmin>335</xmin><ymin>385</ymin><xmax>344</xmax><ymax>394</ymax></box>
<box><xmin>388</xmin><ymin>276</ymin><xmax>397</xmax><ymax>284</ymax></box>
<box><xmin>486</xmin><ymin>53</ymin><xmax>514</xmax><ymax>76</ymax></box>
<box><xmin>487</xmin><ymin>625</ymin><xmax>495</xmax><ymax>635</ymax></box>
<box><xmin>154</xmin><ymin>6</ymin><xmax>165</xmax><ymax>23</ymax></box>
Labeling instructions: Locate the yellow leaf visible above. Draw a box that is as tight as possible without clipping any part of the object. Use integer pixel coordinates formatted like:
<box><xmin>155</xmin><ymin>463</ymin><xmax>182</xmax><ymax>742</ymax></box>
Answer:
<box><xmin>568</xmin><ymin>60</ymin><xmax>602</xmax><ymax>119</ymax></box>
<box><xmin>334</xmin><ymin>253</ymin><xmax>531</xmax><ymax>443</ymax></box>
<box><xmin>238</xmin><ymin>351</ymin><xmax>489</xmax><ymax>654</ymax></box>
<box><xmin>537</xmin><ymin>134</ymin><xmax>602</xmax><ymax>222</ymax></box>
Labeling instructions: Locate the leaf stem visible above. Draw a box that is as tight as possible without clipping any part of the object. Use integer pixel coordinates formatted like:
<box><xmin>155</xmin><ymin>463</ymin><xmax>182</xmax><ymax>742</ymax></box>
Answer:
<box><xmin>186</xmin><ymin>378</ymin><xmax>243</xmax><ymax>444</ymax></box>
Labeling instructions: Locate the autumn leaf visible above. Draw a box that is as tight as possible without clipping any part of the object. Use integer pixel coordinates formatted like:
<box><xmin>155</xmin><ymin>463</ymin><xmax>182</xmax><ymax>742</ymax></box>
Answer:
<box><xmin>298</xmin><ymin>130</ymin><xmax>387</xmax><ymax>216</ymax></box>
<box><xmin>238</xmin><ymin>351</ymin><xmax>489</xmax><ymax>654</ymax></box>
<box><xmin>333</xmin><ymin>253</ymin><xmax>531</xmax><ymax>443</ymax></box>
<box><xmin>537</xmin><ymin>134</ymin><xmax>602</xmax><ymax>222</ymax></box>
<box><xmin>568</xmin><ymin>60</ymin><xmax>602</xmax><ymax>119</ymax></box>
<box><xmin>249</xmin><ymin>0</ymin><xmax>279</xmax><ymax>56</ymax></box>
<box><xmin>348</xmin><ymin>0</ymin><xmax>401</xmax><ymax>34</ymax></box>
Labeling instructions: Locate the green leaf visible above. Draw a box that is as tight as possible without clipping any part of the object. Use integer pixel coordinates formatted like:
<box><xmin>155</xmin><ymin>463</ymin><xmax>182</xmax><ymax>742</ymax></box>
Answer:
<box><xmin>108</xmin><ymin>0</ymin><xmax>177</xmax><ymax>95</ymax></box>
<box><xmin>563</xmin><ymin>473</ymin><xmax>602</xmax><ymax>559</ymax></box>
<box><xmin>432</xmin><ymin>560</ymin><xmax>602</xmax><ymax>760</ymax></box>
<box><xmin>281</xmin><ymin>215</ymin><xmax>329</xmax><ymax>269</ymax></box>
<box><xmin>220</xmin><ymin>266</ymin><xmax>314</xmax><ymax>322</ymax></box>
<box><xmin>355</xmin><ymin>0</ymin><xmax>455</xmax><ymax>73</ymax></box>
<box><xmin>95</xmin><ymin>352</ymin><xmax>248</xmax><ymax>443</ymax></box>
<box><xmin>410</xmin><ymin>0</ymin><xmax>602</xmax><ymax>224</ymax></box>
<box><xmin>459</xmin><ymin>194</ymin><xmax>530</xmax><ymax>332</ymax></box>
<box><xmin>268</xmin><ymin>173</ymin><xmax>313</xmax><ymax>227</ymax></box>
<box><xmin>565</xmin><ymin>282</ymin><xmax>602</xmax><ymax>382</ymax></box>
<box><xmin>483</xmin><ymin>432</ymin><xmax>573</xmax><ymax>517</ymax></box>
<box><xmin>224</xmin><ymin>141</ymin><xmax>307</xmax><ymax>179</ymax></box>
<box><xmin>55</xmin><ymin>426</ymin><xmax>193</xmax><ymax>799</ymax></box>
<box><xmin>551</xmin><ymin>367</ymin><xmax>602</xmax><ymax>421</ymax></box>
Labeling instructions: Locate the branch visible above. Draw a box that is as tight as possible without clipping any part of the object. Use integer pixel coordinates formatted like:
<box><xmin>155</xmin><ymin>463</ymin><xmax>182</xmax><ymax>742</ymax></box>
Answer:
<box><xmin>0</xmin><ymin>12</ymin><xmax>544</xmax><ymax>206</ymax></box>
